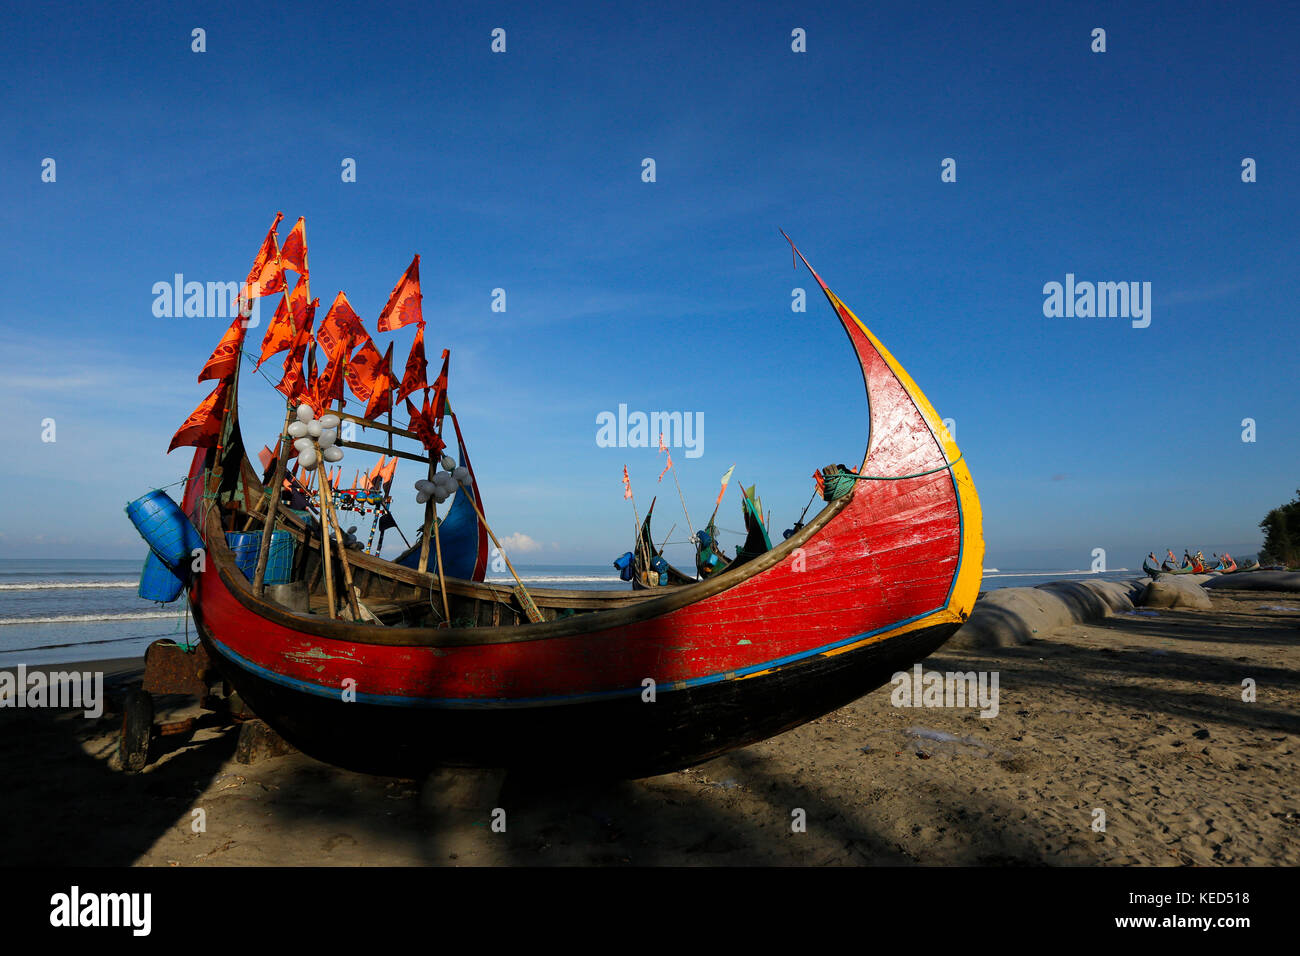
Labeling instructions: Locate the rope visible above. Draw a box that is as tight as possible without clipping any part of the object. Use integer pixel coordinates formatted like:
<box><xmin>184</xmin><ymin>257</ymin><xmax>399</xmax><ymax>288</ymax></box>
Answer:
<box><xmin>820</xmin><ymin>453</ymin><xmax>964</xmax><ymax>500</ymax></box>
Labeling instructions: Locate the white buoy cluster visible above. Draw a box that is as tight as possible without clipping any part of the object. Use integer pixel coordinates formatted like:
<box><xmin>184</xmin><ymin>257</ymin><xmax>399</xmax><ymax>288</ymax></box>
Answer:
<box><xmin>286</xmin><ymin>404</ymin><xmax>343</xmax><ymax>470</ymax></box>
<box><xmin>415</xmin><ymin>454</ymin><xmax>470</xmax><ymax>505</ymax></box>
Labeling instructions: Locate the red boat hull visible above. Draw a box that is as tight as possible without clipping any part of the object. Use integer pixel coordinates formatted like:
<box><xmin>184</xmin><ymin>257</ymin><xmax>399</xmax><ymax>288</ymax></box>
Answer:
<box><xmin>183</xmin><ymin>250</ymin><xmax>984</xmax><ymax>777</ymax></box>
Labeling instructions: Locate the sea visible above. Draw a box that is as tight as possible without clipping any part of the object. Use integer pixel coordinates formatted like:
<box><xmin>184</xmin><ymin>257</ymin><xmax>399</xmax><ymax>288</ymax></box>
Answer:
<box><xmin>0</xmin><ymin>559</ymin><xmax>1141</xmax><ymax>668</ymax></box>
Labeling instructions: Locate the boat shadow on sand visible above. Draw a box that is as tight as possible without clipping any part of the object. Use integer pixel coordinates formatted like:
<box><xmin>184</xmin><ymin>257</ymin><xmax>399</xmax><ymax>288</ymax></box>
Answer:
<box><xmin>1</xmin><ymin>677</ymin><xmax>239</xmax><ymax>866</ymax></box>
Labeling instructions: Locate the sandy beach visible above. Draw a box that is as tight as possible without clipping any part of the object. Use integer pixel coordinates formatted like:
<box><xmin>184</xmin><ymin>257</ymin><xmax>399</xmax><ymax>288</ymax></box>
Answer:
<box><xmin>3</xmin><ymin>583</ymin><xmax>1296</xmax><ymax>867</ymax></box>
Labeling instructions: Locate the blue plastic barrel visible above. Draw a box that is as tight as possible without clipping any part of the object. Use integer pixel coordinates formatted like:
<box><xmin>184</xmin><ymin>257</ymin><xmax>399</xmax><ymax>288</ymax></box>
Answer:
<box><xmin>139</xmin><ymin>550</ymin><xmax>186</xmax><ymax>603</ymax></box>
<box><xmin>225</xmin><ymin>531</ymin><xmax>295</xmax><ymax>584</ymax></box>
<box><xmin>125</xmin><ymin>490</ymin><xmax>201</xmax><ymax>571</ymax></box>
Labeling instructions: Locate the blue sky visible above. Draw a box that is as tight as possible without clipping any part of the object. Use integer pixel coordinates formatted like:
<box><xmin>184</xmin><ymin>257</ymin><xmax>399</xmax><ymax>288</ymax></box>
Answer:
<box><xmin>1</xmin><ymin>1</ymin><xmax>1296</xmax><ymax>570</ymax></box>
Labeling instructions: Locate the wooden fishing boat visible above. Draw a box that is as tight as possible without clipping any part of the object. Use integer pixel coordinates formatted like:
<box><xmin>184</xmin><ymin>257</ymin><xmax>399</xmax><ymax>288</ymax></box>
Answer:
<box><xmin>628</xmin><ymin>497</ymin><xmax>696</xmax><ymax>590</ymax></box>
<box><xmin>163</xmin><ymin>235</ymin><xmax>983</xmax><ymax>778</ymax></box>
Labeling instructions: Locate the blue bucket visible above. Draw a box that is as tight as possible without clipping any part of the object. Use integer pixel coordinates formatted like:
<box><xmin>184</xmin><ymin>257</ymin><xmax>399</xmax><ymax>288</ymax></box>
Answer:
<box><xmin>225</xmin><ymin>531</ymin><xmax>295</xmax><ymax>584</ymax></box>
<box><xmin>139</xmin><ymin>550</ymin><xmax>186</xmax><ymax>603</ymax></box>
<box><xmin>125</xmin><ymin>490</ymin><xmax>201</xmax><ymax>571</ymax></box>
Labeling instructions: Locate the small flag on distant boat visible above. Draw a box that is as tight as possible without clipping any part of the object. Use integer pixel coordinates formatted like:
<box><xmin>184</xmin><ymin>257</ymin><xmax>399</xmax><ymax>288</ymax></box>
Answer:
<box><xmin>622</xmin><ymin>465</ymin><xmax>632</xmax><ymax>500</ymax></box>
<box><xmin>659</xmin><ymin>451</ymin><xmax>673</xmax><ymax>482</ymax></box>
<box><xmin>715</xmin><ymin>464</ymin><xmax>735</xmax><ymax>509</ymax></box>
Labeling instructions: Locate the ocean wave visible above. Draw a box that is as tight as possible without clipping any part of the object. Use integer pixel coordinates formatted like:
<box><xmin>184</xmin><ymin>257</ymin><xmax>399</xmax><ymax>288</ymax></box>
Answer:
<box><xmin>485</xmin><ymin>576</ymin><xmax>619</xmax><ymax>585</ymax></box>
<box><xmin>3</xmin><ymin>632</ymin><xmax>182</xmax><ymax>654</ymax></box>
<box><xmin>0</xmin><ymin>611</ymin><xmax>183</xmax><ymax>627</ymax></box>
<box><xmin>0</xmin><ymin>581</ymin><xmax>137</xmax><ymax>591</ymax></box>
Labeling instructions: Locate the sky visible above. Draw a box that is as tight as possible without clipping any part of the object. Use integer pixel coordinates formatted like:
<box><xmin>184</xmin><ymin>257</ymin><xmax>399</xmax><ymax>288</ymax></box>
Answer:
<box><xmin>1</xmin><ymin>0</ymin><xmax>1296</xmax><ymax>571</ymax></box>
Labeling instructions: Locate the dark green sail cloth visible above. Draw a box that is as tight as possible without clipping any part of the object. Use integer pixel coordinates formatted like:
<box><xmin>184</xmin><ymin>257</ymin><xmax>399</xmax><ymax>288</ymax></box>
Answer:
<box><xmin>729</xmin><ymin>485</ymin><xmax>772</xmax><ymax>569</ymax></box>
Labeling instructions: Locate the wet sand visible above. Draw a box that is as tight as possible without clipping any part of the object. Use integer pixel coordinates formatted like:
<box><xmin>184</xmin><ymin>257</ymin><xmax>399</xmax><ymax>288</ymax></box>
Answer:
<box><xmin>3</xmin><ymin>587</ymin><xmax>1297</xmax><ymax>866</ymax></box>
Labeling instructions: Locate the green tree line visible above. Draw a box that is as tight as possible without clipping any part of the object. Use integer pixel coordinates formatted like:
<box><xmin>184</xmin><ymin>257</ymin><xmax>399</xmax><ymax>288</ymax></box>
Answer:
<box><xmin>1259</xmin><ymin>488</ymin><xmax>1300</xmax><ymax>567</ymax></box>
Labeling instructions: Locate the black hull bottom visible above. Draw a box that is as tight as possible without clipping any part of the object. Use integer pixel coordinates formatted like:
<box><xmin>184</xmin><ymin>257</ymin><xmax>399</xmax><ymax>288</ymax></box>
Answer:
<box><xmin>199</xmin><ymin>621</ymin><xmax>959</xmax><ymax>779</ymax></box>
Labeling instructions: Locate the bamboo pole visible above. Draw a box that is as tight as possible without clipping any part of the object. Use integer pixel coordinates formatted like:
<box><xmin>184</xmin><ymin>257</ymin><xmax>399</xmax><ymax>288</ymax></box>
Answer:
<box><xmin>252</xmin><ymin>406</ymin><xmax>294</xmax><ymax>595</ymax></box>
<box><xmin>252</xmin><ymin>225</ymin><xmax>306</xmax><ymax>595</ymax></box>
<box><xmin>418</xmin><ymin>455</ymin><xmax>436</xmax><ymax>572</ymax></box>
<box><xmin>430</xmin><ymin>496</ymin><xmax>451</xmax><ymax>625</ymax></box>
<box><xmin>318</xmin><ymin>460</ymin><xmax>362</xmax><ymax>620</ymax></box>
<box><xmin>667</xmin><ymin>462</ymin><xmax>695</xmax><ymax>547</ymax></box>
<box><xmin>419</xmin><ymin>427</ymin><xmax>451</xmax><ymax>624</ymax></box>
<box><xmin>456</xmin><ymin>484</ymin><xmax>542</xmax><ymax>623</ymax></box>
<box><xmin>318</xmin><ymin>471</ymin><xmax>337</xmax><ymax>619</ymax></box>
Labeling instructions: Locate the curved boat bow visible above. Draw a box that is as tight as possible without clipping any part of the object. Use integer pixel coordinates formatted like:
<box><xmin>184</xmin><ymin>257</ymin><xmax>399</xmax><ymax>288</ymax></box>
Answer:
<box><xmin>182</xmin><ymin>238</ymin><xmax>983</xmax><ymax>777</ymax></box>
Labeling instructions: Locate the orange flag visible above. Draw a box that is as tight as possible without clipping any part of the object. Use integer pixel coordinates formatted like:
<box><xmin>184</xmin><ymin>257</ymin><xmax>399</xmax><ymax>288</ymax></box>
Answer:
<box><xmin>318</xmin><ymin>291</ymin><xmax>364</xmax><ymax>359</ymax></box>
<box><xmin>197</xmin><ymin>313</ymin><xmax>249</xmax><ymax>382</ymax></box>
<box><xmin>242</xmin><ymin>212</ymin><xmax>285</xmax><ymax>303</ymax></box>
<box><xmin>395</xmin><ymin>321</ymin><xmax>427</xmax><ymax>403</ymax></box>
<box><xmin>314</xmin><ymin>292</ymin><xmax>364</xmax><ymax>409</ymax></box>
<box><xmin>427</xmin><ymin>349</ymin><xmax>450</xmax><ymax>427</ymax></box>
<box><xmin>622</xmin><ymin>465</ymin><xmax>632</xmax><ymax>500</ymax></box>
<box><xmin>376</xmin><ymin>254</ymin><xmax>422</xmax><ymax>332</ymax></box>
<box><xmin>275</xmin><ymin>301</ymin><xmax>317</xmax><ymax>406</ymax></box>
<box><xmin>280</xmin><ymin>217</ymin><xmax>307</xmax><ymax>277</ymax></box>
<box><xmin>256</xmin><ymin>275</ymin><xmax>309</xmax><ymax>369</ymax></box>
<box><xmin>380</xmin><ymin>455</ymin><xmax>398</xmax><ymax>486</ymax></box>
<box><xmin>168</xmin><ymin>381</ymin><xmax>229</xmax><ymax>453</ymax></box>
<box><xmin>314</xmin><ymin>351</ymin><xmax>351</xmax><ymax>410</ymax></box>
<box><xmin>405</xmin><ymin>395</ymin><xmax>446</xmax><ymax>454</ymax></box>
<box><xmin>716</xmin><ymin>464</ymin><xmax>735</xmax><ymax>509</ymax></box>
<box><xmin>364</xmin><ymin>342</ymin><xmax>396</xmax><ymax>419</ymax></box>
<box><xmin>345</xmin><ymin>336</ymin><xmax>384</xmax><ymax>403</ymax></box>
<box><xmin>367</xmin><ymin>456</ymin><xmax>386</xmax><ymax>488</ymax></box>
<box><xmin>658</xmin><ymin>451</ymin><xmax>673</xmax><ymax>482</ymax></box>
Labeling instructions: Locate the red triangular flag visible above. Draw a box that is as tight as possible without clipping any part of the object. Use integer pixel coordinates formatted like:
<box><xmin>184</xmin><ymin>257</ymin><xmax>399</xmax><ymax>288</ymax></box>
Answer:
<box><xmin>405</xmin><ymin>395</ymin><xmax>446</xmax><ymax>455</ymax></box>
<box><xmin>317</xmin><ymin>291</ymin><xmax>364</xmax><ymax>360</ymax></box>
<box><xmin>364</xmin><ymin>342</ymin><xmax>396</xmax><ymax>420</ymax></box>
<box><xmin>256</xmin><ymin>275</ymin><xmax>309</xmax><ymax>369</ymax></box>
<box><xmin>395</xmin><ymin>321</ymin><xmax>427</xmax><ymax>403</ymax></box>
<box><xmin>168</xmin><ymin>381</ymin><xmax>229</xmax><ymax>453</ymax></box>
<box><xmin>197</xmin><ymin>313</ymin><xmax>248</xmax><ymax>383</ymax></box>
<box><xmin>427</xmin><ymin>349</ymin><xmax>450</xmax><ymax>427</ymax></box>
<box><xmin>242</xmin><ymin>212</ymin><xmax>285</xmax><ymax>303</ymax></box>
<box><xmin>280</xmin><ymin>217</ymin><xmax>307</xmax><ymax>277</ymax></box>
<box><xmin>345</xmin><ymin>336</ymin><xmax>384</xmax><ymax>403</ymax></box>
<box><xmin>275</xmin><ymin>300</ymin><xmax>318</xmax><ymax>406</ymax></box>
<box><xmin>376</xmin><ymin>254</ymin><xmax>422</xmax><ymax>332</ymax></box>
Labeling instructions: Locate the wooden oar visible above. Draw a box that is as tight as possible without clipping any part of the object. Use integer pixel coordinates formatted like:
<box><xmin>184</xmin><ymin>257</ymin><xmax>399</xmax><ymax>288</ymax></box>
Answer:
<box><xmin>456</xmin><ymin>488</ymin><xmax>543</xmax><ymax>623</ymax></box>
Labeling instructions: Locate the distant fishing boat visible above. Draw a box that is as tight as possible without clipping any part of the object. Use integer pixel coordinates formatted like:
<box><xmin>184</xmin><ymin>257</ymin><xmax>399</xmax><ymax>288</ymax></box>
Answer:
<box><xmin>127</xmin><ymin>221</ymin><xmax>984</xmax><ymax>778</ymax></box>
<box><xmin>625</xmin><ymin>498</ymin><xmax>696</xmax><ymax>590</ymax></box>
